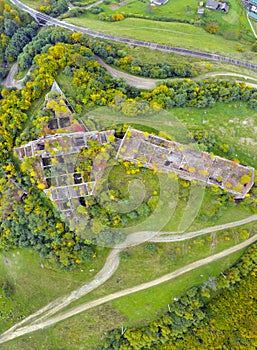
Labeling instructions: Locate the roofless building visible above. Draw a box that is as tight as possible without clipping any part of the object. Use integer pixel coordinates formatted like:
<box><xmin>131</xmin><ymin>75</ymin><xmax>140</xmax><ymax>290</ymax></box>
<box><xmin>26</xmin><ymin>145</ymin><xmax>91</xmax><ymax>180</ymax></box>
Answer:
<box><xmin>116</xmin><ymin>127</ymin><xmax>254</xmax><ymax>199</ymax></box>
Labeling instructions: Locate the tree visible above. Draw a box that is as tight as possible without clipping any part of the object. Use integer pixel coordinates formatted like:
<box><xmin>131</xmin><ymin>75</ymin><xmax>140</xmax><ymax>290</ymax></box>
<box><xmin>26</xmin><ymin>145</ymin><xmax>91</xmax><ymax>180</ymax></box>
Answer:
<box><xmin>4</xmin><ymin>18</ymin><xmax>18</xmax><ymax>37</ymax></box>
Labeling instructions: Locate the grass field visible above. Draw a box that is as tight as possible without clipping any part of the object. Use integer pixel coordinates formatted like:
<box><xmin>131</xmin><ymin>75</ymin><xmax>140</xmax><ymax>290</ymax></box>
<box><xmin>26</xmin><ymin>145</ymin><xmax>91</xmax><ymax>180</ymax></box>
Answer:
<box><xmin>173</xmin><ymin>102</ymin><xmax>257</xmax><ymax>167</ymax></box>
<box><xmin>67</xmin><ymin>14</ymin><xmax>257</xmax><ymax>60</ymax></box>
<box><xmin>0</xmin><ymin>247</ymin><xmax>248</xmax><ymax>349</ymax></box>
<box><xmin>102</xmin><ymin>0</ymin><xmax>250</xmax><ymax>40</ymax></box>
<box><xmin>0</xmin><ymin>246</ymin><xmax>109</xmax><ymax>333</ymax></box>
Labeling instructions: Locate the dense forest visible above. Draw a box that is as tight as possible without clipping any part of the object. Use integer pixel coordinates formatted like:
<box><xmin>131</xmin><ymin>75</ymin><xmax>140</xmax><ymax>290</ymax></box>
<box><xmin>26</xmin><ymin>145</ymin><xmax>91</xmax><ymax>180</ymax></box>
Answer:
<box><xmin>0</xmin><ymin>0</ymin><xmax>39</xmax><ymax>79</ymax></box>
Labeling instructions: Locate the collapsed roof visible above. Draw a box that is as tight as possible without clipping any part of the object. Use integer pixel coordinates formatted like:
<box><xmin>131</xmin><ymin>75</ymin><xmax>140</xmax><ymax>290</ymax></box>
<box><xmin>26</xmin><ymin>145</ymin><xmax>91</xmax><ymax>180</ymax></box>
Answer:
<box><xmin>116</xmin><ymin>127</ymin><xmax>254</xmax><ymax>198</ymax></box>
<box><xmin>14</xmin><ymin>130</ymin><xmax>114</xmax><ymax>216</ymax></box>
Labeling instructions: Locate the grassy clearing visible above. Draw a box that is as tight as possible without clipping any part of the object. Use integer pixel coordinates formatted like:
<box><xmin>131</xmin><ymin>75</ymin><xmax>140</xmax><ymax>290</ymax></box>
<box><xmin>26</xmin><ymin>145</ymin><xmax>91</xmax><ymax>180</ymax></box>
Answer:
<box><xmin>20</xmin><ymin>0</ymin><xmax>42</xmax><ymax>10</ymax></box>
<box><xmin>173</xmin><ymin>101</ymin><xmax>257</xmax><ymax>167</ymax></box>
<box><xmin>55</xmin><ymin>220</ymin><xmax>256</xmax><ymax>315</ymax></box>
<box><xmin>0</xmin><ymin>248</ymin><xmax>246</xmax><ymax>350</ymax></box>
<box><xmin>163</xmin><ymin>189</ymin><xmax>253</xmax><ymax>232</ymax></box>
<box><xmin>103</xmin><ymin>0</ymin><xmax>250</xmax><ymax>38</ymax></box>
<box><xmin>111</xmin><ymin>248</ymin><xmax>245</xmax><ymax>325</ymax></box>
<box><xmin>67</xmin><ymin>15</ymin><xmax>257</xmax><ymax>60</ymax></box>
<box><xmin>0</xmin><ymin>246</ymin><xmax>109</xmax><ymax>333</ymax></box>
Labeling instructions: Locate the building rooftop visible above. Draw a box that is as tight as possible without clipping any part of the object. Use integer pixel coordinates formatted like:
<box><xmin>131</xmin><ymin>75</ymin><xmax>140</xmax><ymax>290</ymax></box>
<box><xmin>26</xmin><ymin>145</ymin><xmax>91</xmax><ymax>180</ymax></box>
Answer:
<box><xmin>150</xmin><ymin>0</ymin><xmax>168</xmax><ymax>5</ymax></box>
<box><xmin>206</xmin><ymin>0</ymin><xmax>229</xmax><ymax>12</ymax></box>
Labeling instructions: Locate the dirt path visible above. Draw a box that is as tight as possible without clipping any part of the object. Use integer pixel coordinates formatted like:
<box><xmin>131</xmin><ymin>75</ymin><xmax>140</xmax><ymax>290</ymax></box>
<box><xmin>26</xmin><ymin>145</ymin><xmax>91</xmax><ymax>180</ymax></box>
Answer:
<box><xmin>1</xmin><ymin>215</ymin><xmax>257</xmax><ymax>343</ymax></box>
<box><xmin>3</xmin><ymin>59</ymin><xmax>257</xmax><ymax>92</ymax></box>
<box><xmin>195</xmin><ymin>71</ymin><xmax>257</xmax><ymax>88</ymax></box>
<box><xmin>96</xmin><ymin>59</ymin><xmax>257</xmax><ymax>90</ymax></box>
<box><xmin>0</xmin><ymin>248</ymin><xmax>122</xmax><ymax>334</ymax></box>
<box><xmin>151</xmin><ymin>214</ymin><xmax>257</xmax><ymax>242</ymax></box>
<box><xmin>96</xmin><ymin>56</ymin><xmax>158</xmax><ymax>89</ymax></box>
<box><xmin>196</xmin><ymin>71</ymin><xmax>257</xmax><ymax>81</ymax></box>
<box><xmin>2</xmin><ymin>62</ymin><xmax>24</xmax><ymax>89</ymax></box>
<box><xmin>84</xmin><ymin>0</ymin><xmax>104</xmax><ymax>9</ymax></box>
<box><xmin>1</xmin><ymin>231</ymin><xmax>257</xmax><ymax>344</ymax></box>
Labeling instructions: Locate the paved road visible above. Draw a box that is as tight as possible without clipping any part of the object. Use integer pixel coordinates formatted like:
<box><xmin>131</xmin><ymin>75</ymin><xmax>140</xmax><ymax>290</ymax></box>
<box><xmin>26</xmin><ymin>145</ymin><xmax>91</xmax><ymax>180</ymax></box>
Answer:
<box><xmin>8</xmin><ymin>0</ymin><xmax>257</xmax><ymax>71</ymax></box>
<box><xmin>1</xmin><ymin>214</ymin><xmax>256</xmax><ymax>344</ymax></box>
<box><xmin>1</xmin><ymin>231</ymin><xmax>257</xmax><ymax>344</ymax></box>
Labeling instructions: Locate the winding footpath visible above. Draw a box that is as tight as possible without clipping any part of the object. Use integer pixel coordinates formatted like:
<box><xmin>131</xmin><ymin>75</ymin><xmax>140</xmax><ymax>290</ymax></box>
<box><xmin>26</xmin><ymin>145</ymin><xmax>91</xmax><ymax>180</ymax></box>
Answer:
<box><xmin>151</xmin><ymin>214</ymin><xmax>257</xmax><ymax>242</ymax></box>
<box><xmin>0</xmin><ymin>215</ymin><xmax>257</xmax><ymax>344</ymax></box>
<box><xmin>95</xmin><ymin>56</ymin><xmax>158</xmax><ymax>89</ymax></box>
<box><xmin>1</xmin><ymin>230</ymin><xmax>257</xmax><ymax>343</ymax></box>
<box><xmin>4</xmin><ymin>58</ymin><xmax>257</xmax><ymax>91</ymax></box>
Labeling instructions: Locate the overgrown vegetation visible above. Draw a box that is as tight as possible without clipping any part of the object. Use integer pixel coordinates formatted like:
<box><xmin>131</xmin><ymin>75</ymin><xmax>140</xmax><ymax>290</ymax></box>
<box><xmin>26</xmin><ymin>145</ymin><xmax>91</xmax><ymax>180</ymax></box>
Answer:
<box><xmin>102</xmin><ymin>241</ymin><xmax>257</xmax><ymax>349</ymax></box>
<box><xmin>1</xmin><ymin>32</ymin><xmax>257</xmax><ymax>268</ymax></box>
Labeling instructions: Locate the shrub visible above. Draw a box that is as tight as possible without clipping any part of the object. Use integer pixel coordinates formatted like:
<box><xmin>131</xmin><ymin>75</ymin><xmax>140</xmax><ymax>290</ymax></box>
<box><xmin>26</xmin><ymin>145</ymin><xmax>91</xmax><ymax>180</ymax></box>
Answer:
<box><xmin>205</xmin><ymin>22</ymin><xmax>219</xmax><ymax>34</ymax></box>
<box><xmin>251</xmin><ymin>42</ymin><xmax>257</xmax><ymax>52</ymax></box>
<box><xmin>0</xmin><ymin>281</ymin><xmax>14</xmax><ymax>297</ymax></box>
<box><xmin>111</xmin><ymin>13</ymin><xmax>125</xmax><ymax>21</ymax></box>
<box><xmin>90</xmin><ymin>6</ymin><xmax>103</xmax><ymax>14</ymax></box>
<box><xmin>236</xmin><ymin>45</ymin><xmax>244</xmax><ymax>52</ymax></box>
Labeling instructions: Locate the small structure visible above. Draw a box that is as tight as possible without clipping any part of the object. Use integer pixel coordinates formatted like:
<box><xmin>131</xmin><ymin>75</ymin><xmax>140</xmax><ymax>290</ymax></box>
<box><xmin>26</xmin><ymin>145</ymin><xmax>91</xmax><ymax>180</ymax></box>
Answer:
<box><xmin>206</xmin><ymin>0</ymin><xmax>229</xmax><ymax>13</ymax></box>
<box><xmin>249</xmin><ymin>0</ymin><xmax>257</xmax><ymax>20</ymax></box>
<box><xmin>150</xmin><ymin>0</ymin><xmax>168</xmax><ymax>6</ymax></box>
<box><xmin>197</xmin><ymin>1</ymin><xmax>205</xmax><ymax>15</ymax></box>
<box><xmin>116</xmin><ymin>127</ymin><xmax>254</xmax><ymax>199</ymax></box>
